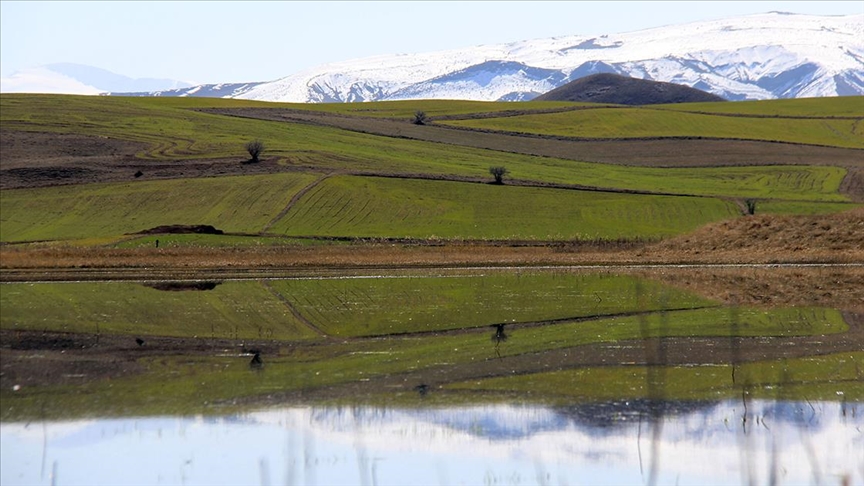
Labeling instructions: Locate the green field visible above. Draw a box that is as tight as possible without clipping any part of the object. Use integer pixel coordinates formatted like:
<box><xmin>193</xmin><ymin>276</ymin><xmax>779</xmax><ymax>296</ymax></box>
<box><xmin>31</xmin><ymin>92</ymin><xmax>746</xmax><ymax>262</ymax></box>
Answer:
<box><xmin>3</xmin><ymin>271</ymin><xmax>852</xmax><ymax>343</ymax></box>
<box><xmin>1</xmin><ymin>270</ymin><xmax>856</xmax><ymax>419</ymax></box>
<box><xmin>271</xmin><ymin>175</ymin><xmax>742</xmax><ymax>240</ymax></box>
<box><xmin>0</xmin><ymin>172</ymin><xmax>317</xmax><ymax>242</ymax></box>
<box><xmin>0</xmin><ymin>271</ymin><xmax>720</xmax><ymax>339</ymax></box>
<box><xmin>266</xmin><ymin>271</ymin><xmax>719</xmax><ymax>336</ymax></box>
<box><xmin>448</xmin><ymin>351</ymin><xmax>864</xmax><ymax>403</ymax></box>
<box><xmin>6</xmin><ymin>168</ymin><xmax>850</xmax><ymax>243</ymax></box>
<box><xmin>654</xmin><ymin>95</ymin><xmax>864</xmax><ymax>117</ymax></box>
<box><xmin>0</xmin><ymin>280</ymin><xmax>319</xmax><ymax>341</ymax></box>
<box><xmin>0</xmin><ymin>170</ymin><xmax>850</xmax><ymax>245</ymax></box>
<box><xmin>1</xmin><ymin>94</ymin><xmax>860</xmax><ymax>245</ymax></box>
<box><xmin>439</xmin><ymin>106</ymin><xmax>864</xmax><ymax>148</ymax></box>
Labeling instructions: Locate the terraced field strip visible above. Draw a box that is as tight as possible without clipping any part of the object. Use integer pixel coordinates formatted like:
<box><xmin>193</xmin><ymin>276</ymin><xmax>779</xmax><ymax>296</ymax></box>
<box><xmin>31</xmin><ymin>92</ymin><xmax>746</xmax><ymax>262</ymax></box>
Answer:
<box><xmin>0</xmin><ymin>172</ymin><xmax>318</xmax><ymax>242</ymax></box>
<box><xmin>0</xmin><ymin>271</ymin><xmax>718</xmax><ymax>341</ymax></box>
<box><xmin>263</xmin><ymin>271</ymin><xmax>718</xmax><ymax>337</ymax></box>
<box><xmin>268</xmin><ymin>175</ymin><xmax>754</xmax><ymax>241</ymax></box>
<box><xmin>653</xmin><ymin>96</ymin><xmax>864</xmax><ymax>117</ymax></box>
<box><xmin>0</xmin><ymin>280</ymin><xmax>321</xmax><ymax>341</ymax></box>
<box><xmin>445</xmin><ymin>351</ymin><xmax>864</xmax><ymax>403</ymax></box>
<box><xmin>436</xmin><ymin>107</ymin><xmax>864</xmax><ymax>149</ymax></box>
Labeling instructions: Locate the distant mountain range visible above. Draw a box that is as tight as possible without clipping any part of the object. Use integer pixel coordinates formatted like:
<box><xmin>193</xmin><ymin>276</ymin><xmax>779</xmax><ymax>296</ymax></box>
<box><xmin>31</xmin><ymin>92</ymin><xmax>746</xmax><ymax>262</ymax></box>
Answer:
<box><xmin>2</xmin><ymin>12</ymin><xmax>862</xmax><ymax>102</ymax></box>
<box><xmin>0</xmin><ymin>63</ymin><xmax>192</xmax><ymax>95</ymax></box>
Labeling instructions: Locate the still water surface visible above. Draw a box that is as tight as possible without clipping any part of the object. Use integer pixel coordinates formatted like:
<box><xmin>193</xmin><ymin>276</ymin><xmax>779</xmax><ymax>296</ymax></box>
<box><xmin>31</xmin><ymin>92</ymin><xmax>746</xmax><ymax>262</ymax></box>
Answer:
<box><xmin>3</xmin><ymin>400</ymin><xmax>861</xmax><ymax>485</ymax></box>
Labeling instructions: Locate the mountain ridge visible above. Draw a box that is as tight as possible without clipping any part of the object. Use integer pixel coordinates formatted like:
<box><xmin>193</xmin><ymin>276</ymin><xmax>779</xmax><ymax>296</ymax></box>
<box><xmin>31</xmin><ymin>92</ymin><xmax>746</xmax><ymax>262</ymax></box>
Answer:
<box><xmin>0</xmin><ymin>63</ymin><xmax>192</xmax><ymax>95</ymax></box>
<box><xmin>222</xmin><ymin>12</ymin><xmax>862</xmax><ymax>103</ymax></box>
<box><xmin>3</xmin><ymin>12</ymin><xmax>861</xmax><ymax>101</ymax></box>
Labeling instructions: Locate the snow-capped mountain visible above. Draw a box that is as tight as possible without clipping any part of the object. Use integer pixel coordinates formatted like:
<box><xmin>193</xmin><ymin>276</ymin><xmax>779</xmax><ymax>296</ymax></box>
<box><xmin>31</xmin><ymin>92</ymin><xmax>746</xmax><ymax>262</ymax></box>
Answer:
<box><xmin>11</xmin><ymin>13</ymin><xmax>862</xmax><ymax>102</ymax></box>
<box><xmin>229</xmin><ymin>12</ymin><xmax>862</xmax><ymax>102</ymax></box>
<box><xmin>112</xmin><ymin>81</ymin><xmax>266</xmax><ymax>98</ymax></box>
<box><xmin>0</xmin><ymin>63</ymin><xmax>192</xmax><ymax>95</ymax></box>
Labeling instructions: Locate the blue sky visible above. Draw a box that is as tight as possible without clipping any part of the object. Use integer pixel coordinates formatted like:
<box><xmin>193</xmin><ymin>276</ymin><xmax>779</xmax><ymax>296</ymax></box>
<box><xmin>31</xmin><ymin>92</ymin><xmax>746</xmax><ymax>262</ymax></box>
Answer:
<box><xmin>1</xmin><ymin>1</ymin><xmax>861</xmax><ymax>84</ymax></box>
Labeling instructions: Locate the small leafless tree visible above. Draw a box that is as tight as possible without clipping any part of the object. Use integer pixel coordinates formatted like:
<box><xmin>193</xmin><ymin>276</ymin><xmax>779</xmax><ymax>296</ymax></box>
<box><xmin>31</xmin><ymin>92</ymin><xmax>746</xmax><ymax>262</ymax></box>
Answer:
<box><xmin>412</xmin><ymin>111</ymin><xmax>429</xmax><ymax>125</ymax></box>
<box><xmin>489</xmin><ymin>166</ymin><xmax>508</xmax><ymax>184</ymax></box>
<box><xmin>245</xmin><ymin>139</ymin><xmax>265</xmax><ymax>163</ymax></box>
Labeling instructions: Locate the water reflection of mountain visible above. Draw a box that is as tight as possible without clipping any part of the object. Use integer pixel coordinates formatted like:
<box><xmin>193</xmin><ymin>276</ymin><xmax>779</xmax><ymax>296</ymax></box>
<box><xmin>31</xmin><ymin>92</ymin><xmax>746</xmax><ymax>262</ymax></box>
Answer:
<box><xmin>552</xmin><ymin>399</ymin><xmax>717</xmax><ymax>431</ymax></box>
<box><xmin>305</xmin><ymin>399</ymin><xmax>856</xmax><ymax>442</ymax></box>
<box><xmin>310</xmin><ymin>405</ymin><xmax>570</xmax><ymax>440</ymax></box>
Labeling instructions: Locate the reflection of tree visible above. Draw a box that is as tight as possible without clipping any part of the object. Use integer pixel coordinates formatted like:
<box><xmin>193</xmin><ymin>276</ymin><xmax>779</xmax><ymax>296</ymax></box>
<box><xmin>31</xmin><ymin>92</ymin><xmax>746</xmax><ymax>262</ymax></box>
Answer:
<box><xmin>249</xmin><ymin>351</ymin><xmax>263</xmax><ymax>370</ymax></box>
<box><xmin>491</xmin><ymin>324</ymin><xmax>508</xmax><ymax>344</ymax></box>
<box><xmin>636</xmin><ymin>282</ymin><xmax>669</xmax><ymax>486</ymax></box>
<box><xmin>491</xmin><ymin>324</ymin><xmax>508</xmax><ymax>358</ymax></box>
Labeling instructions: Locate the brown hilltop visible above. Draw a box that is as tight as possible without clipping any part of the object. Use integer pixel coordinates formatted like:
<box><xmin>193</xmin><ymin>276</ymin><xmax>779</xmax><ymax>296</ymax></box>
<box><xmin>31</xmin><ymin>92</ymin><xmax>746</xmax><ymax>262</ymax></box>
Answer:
<box><xmin>644</xmin><ymin>206</ymin><xmax>864</xmax><ymax>263</ymax></box>
<box><xmin>534</xmin><ymin>73</ymin><xmax>727</xmax><ymax>105</ymax></box>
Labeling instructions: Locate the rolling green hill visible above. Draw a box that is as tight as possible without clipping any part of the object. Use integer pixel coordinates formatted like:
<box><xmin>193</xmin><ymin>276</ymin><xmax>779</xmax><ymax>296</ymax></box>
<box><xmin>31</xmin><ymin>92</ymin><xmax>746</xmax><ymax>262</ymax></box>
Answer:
<box><xmin>1</xmin><ymin>94</ymin><xmax>861</xmax><ymax>245</ymax></box>
<box><xmin>439</xmin><ymin>105</ymin><xmax>864</xmax><ymax>148</ymax></box>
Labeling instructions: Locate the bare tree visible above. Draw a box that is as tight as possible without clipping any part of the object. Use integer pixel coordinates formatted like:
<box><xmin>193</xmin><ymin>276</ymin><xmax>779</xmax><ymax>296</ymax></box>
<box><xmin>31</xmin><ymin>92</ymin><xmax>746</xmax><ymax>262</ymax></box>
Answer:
<box><xmin>412</xmin><ymin>111</ymin><xmax>429</xmax><ymax>125</ymax></box>
<box><xmin>245</xmin><ymin>139</ymin><xmax>265</xmax><ymax>163</ymax></box>
<box><xmin>489</xmin><ymin>166</ymin><xmax>508</xmax><ymax>184</ymax></box>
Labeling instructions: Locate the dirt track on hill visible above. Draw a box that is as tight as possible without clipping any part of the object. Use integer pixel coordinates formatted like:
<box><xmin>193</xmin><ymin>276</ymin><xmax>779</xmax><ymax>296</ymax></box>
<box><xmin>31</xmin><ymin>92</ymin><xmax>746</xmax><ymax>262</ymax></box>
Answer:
<box><xmin>201</xmin><ymin>108</ymin><xmax>864</xmax><ymax>170</ymax></box>
<box><xmin>0</xmin><ymin>129</ymin><xmax>297</xmax><ymax>190</ymax></box>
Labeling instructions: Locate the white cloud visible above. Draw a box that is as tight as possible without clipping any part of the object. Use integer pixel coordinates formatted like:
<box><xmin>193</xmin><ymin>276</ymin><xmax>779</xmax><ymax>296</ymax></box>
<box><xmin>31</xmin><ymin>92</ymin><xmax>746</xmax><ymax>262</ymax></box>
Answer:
<box><xmin>0</xmin><ymin>66</ymin><xmax>102</xmax><ymax>94</ymax></box>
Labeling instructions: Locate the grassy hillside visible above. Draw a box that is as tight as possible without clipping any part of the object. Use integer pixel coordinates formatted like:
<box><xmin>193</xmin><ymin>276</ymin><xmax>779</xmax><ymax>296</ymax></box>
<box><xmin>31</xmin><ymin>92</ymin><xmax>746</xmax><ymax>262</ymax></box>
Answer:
<box><xmin>0</xmin><ymin>172</ymin><xmax>735</xmax><ymax>243</ymax></box>
<box><xmin>0</xmin><ymin>271</ymin><xmax>718</xmax><ymax>339</ymax></box>
<box><xmin>654</xmin><ymin>95</ymin><xmax>864</xmax><ymax>117</ymax></box>
<box><xmin>0</xmin><ymin>280</ymin><xmax>319</xmax><ymax>341</ymax></box>
<box><xmin>270</xmin><ymin>175</ymin><xmax>741</xmax><ymax>240</ymax></box>
<box><xmin>0</xmin><ymin>172</ymin><xmax>317</xmax><ymax>242</ymax></box>
<box><xmin>439</xmin><ymin>106</ymin><xmax>864</xmax><ymax>148</ymax></box>
<box><xmin>1</xmin><ymin>94</ymin><xmax>860</xmax><ymax>245</ymax></box>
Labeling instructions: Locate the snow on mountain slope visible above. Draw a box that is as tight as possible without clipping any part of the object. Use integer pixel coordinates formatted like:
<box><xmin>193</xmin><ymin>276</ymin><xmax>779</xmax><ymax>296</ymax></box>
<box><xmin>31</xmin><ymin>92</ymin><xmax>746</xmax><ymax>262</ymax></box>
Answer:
<box><xmin>110</xmin><ymin>81</ymin><xmax>265</xmax><ymax>98</ymax></box>
<box><xmin>235</xmin><ymin>12</ymin><xmax>863</xmax><ymax>102</ymax></box>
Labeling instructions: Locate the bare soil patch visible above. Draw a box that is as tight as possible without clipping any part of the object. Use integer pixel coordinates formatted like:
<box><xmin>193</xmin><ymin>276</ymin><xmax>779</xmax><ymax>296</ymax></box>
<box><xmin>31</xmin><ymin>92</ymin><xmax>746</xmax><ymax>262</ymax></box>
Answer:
<box><xmin>0</xmin><ymin>330</ymin><xmax>278</xmax><ymax>390</ymax></box>
<box><xmin>649</xmin><ymin>206</ymin><xmax>864</xmax><ymax>261</ymax></box>
<box><xmin>636</xmin><ymin>267</ymin><xmax>864</xmax><ymax>313</ymax></box>
<box><xmin>133</xmin><ymin>224</ymin><xmax>225</xmax><ymax>235</ymax></box>
<box><xmin>143</xmin><ymin>281</ymin><xmax>222</xmax><ymax>291</ymax></box>
<box><xmin>0</xmin><ymin>129</ymin><xmax>292</xmax><ymax>189</ymax></box>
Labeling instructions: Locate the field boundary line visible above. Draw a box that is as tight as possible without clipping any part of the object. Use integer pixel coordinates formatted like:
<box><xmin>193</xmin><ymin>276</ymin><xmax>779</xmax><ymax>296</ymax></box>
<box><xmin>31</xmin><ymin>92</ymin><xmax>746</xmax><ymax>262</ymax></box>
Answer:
<box><xmin>260</xmin><ymin>280</ymin><xmax>329</xmax><ymax>338</ymax></box>
<box><xmin>260</xmin><ymin>173</ymin><xmax>336</xmax><ymax>234</ymax></box>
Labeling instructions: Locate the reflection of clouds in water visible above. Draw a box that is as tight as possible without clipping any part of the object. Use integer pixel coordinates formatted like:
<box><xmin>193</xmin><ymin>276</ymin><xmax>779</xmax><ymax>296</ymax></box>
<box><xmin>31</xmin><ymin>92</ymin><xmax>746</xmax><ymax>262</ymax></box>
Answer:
<box><xmin>0</xmin><ymin>420</ymin><xmax>96</xmax><ymax>443</ymax></box>
<box><xmin>1</xmin><ymin>401</ymin><xmax>861</xmax><ymax>486</ymax></box>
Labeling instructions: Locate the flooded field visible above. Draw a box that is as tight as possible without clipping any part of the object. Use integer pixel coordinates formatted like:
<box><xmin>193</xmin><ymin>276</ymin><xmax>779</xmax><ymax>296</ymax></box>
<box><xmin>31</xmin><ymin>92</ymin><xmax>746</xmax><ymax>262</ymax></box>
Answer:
<box><xmin>1</xmin><ymin>266</ymin><xmax>862</xmax><ymax>485</ymax></box>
